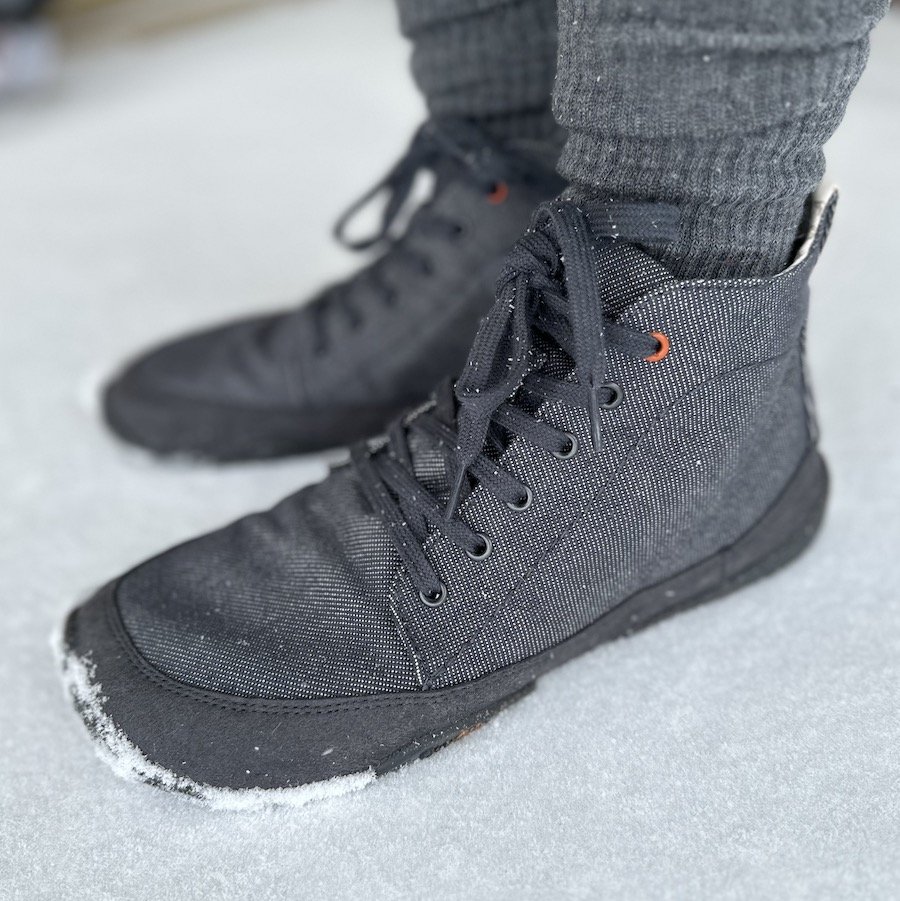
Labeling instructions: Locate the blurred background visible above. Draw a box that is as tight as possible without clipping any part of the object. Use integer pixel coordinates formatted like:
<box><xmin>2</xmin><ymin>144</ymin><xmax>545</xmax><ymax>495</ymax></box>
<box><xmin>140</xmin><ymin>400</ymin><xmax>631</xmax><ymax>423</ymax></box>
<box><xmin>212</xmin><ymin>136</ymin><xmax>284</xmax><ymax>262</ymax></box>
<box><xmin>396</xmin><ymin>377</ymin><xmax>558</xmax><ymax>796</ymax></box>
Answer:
<box><xmin>2</xmin><ymin>2</ymin><xmax>900</xmax><ymax>899</ymax></box>
<box><xmin>0</xmin><ymin>0</ymin><xmax>295</xmax><ymax>96</ymax></box>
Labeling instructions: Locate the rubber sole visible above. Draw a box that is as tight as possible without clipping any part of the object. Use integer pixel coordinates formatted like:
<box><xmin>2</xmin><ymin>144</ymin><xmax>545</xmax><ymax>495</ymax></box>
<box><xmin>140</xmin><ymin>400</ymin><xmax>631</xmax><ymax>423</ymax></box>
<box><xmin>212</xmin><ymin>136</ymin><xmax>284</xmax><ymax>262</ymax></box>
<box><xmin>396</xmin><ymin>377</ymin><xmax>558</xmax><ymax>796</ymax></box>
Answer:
<box><xmin>376</xmin><ymin>448</ymin><xmax>829</xmax><ymax>774</ymax></box>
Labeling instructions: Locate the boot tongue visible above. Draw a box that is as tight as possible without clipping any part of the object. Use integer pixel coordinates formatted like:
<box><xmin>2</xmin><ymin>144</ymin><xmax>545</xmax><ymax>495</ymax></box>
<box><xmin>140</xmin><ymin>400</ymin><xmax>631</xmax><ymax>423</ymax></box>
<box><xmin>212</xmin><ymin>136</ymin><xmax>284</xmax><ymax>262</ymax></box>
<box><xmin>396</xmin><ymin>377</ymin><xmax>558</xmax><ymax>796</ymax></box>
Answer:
<box><xmin>589</xmin><ymin>238</ymin><xmax>677</xmax><ymax>318</ymax></box>
<box><xmin>569</xmin><ymin>195</ymin><xmax>681</xmax><ymax>316</ymax></box>
<box><xmin>574</xmin><ymin>196</ymin><xmax>681</xmax><ymax>251</ymax></box>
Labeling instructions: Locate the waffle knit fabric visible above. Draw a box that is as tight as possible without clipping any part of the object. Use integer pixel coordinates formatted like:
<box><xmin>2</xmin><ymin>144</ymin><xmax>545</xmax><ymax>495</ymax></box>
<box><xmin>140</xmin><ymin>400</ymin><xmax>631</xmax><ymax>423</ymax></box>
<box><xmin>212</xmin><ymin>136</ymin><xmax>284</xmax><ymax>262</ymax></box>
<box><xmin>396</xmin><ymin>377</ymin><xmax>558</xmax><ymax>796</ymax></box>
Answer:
<box><xmin>397</xmin><ymin>0</ymin><xmax>887</xmax><ymax>278</ymax></box>
<box><xmin>554</xmin><ymin>0</ymin><xmax>888</xmax><ymax>277</ymax></box>
<box><xmin>395</xmin><ymin>0</ymin><xmax>565</xmax><ymax>157</ymax></box>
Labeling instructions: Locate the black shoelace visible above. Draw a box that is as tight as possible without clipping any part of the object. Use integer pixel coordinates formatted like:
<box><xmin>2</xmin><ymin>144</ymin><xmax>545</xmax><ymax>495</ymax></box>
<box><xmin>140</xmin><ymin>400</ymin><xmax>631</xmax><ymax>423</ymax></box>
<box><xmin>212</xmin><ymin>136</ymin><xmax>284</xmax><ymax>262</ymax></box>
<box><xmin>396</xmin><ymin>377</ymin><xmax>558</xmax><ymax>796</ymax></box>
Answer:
<box><xmin>309</xmin><ymin>118</ymin><xmax>537</xmax><ymax>354</ymax></box>
<box><xmin>351</xmin><ymin>200</ymin><xmax>678</xmax><ymax>605</ymax></box>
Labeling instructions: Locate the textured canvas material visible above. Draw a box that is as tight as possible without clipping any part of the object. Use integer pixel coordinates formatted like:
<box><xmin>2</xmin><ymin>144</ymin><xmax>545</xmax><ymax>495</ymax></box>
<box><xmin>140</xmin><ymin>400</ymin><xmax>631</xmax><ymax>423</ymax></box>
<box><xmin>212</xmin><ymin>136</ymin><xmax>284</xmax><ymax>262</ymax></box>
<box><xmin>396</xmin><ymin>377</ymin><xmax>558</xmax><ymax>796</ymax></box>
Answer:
<box><xmin>104</xmin><ymin>132</ymin><xmax>563</xmax><ymax>457</ymax></box>
<box><xmin>114</xmin><ymin>189</ymin><xmax>836</xmax><ymax>701</ymax></box>
<box><xmin>119</xmin><ymin>467</ymin><xmax>419</xmax><ymax>699</ymax></box>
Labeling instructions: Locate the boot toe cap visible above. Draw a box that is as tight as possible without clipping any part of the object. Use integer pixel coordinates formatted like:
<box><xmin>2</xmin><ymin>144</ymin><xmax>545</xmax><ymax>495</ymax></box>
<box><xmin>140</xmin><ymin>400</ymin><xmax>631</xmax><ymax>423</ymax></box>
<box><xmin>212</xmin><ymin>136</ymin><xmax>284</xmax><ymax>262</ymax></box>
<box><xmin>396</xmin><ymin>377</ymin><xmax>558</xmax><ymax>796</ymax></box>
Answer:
<box><xmin>59</xmin><ymin>583</ymin><xmax>379</xmax><ymax>806</ymax></box>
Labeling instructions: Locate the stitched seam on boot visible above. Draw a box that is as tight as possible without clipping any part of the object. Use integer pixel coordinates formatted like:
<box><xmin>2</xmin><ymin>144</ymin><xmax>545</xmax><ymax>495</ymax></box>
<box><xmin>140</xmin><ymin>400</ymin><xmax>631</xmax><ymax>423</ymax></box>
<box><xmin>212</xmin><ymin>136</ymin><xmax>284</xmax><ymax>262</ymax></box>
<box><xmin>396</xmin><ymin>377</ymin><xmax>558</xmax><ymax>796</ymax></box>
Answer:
<box><xmin>421</xmin><ymin>350</ymin><xmax>794</xmax><ymax>688</ymax></box>
<box><xmin>103</xmin><ymin>589</ymin><xmax>481</xmax><ymax>713</ymax></box>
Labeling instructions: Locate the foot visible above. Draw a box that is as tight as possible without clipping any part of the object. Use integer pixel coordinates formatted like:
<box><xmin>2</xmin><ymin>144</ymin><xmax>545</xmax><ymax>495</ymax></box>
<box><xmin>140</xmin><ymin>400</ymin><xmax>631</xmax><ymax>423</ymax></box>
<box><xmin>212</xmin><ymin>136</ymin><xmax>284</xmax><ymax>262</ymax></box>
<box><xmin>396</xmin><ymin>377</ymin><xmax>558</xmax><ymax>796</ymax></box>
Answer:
<box><xmin>60</xmin><ymin>189</ymin><xmax>836</xmax><ymax>807</ymax></box>
<box><xmin>103</xmin><ymin>119</ymin><xmax>563</xmax><ymax>460</ymax></box>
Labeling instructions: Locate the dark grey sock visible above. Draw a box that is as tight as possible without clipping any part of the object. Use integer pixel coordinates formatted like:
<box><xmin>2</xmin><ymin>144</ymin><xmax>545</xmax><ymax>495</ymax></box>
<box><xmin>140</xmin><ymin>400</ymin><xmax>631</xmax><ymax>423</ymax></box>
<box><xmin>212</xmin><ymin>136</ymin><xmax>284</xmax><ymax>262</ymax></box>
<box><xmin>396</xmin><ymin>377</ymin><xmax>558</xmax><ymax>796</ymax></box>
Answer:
<box><xmin>396</xmin><ymin>0</ymin><xmax>564</xmax><ymax>160</ymax></box>
<box><xmin>554</xmin><ymin>0</ymin><xmax>889</xmax><ymax>278</ymax></box>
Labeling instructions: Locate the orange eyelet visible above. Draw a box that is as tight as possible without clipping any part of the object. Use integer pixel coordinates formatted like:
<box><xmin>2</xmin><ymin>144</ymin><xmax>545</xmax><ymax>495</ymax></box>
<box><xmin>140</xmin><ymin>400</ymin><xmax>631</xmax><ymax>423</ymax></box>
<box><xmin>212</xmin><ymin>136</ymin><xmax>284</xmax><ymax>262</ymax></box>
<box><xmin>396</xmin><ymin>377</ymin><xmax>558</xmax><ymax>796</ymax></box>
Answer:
<box><xmin>645</xmin><ymin>331</ymin><xmax>670</xmax><ymax>363</ymax></box>
<box><xmin>487</xmin><ymin>181</ymin><xmax>510</xmax><ymax>205</ymax></box>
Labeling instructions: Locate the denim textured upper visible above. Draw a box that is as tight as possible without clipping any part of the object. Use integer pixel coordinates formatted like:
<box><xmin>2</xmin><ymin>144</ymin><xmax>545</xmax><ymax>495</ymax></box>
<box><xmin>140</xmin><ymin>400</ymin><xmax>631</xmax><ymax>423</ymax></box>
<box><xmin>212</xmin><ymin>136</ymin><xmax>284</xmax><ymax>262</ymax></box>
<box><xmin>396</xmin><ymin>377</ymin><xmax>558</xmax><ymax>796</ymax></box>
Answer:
<box><xmin>124</xmin><ymin>170</ymin><xmax>553</xmax><ymax>409</ymax></box>
<box><xmin>104</xmin><ymin>120</ymin><xmax>564</xmax><ymax>457</ymax></box>
<box><xmin>117</xmin><ymin>189</ymin><xmax>836</xmax><ymax>700</ymax></box>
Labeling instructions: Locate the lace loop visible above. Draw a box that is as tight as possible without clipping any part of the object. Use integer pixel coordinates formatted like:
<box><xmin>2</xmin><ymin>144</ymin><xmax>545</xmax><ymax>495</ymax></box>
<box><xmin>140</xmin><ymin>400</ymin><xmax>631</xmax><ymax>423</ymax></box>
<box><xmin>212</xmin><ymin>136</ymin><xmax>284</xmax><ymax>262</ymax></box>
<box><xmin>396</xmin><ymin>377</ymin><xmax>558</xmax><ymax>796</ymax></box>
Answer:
<box><xmin>352</xmin><ymin>199</ymin><xmax>679</xmax><ymax>599</ymax></box>
<box><xmin>310</xmin><ymin>118</ymin><xmax>540</xmax><ymax>354</ymax></box>
<box><xmin>332</xmin><ymin>118</ymin><xmax>518</xmax><ymax>251</ymax></box>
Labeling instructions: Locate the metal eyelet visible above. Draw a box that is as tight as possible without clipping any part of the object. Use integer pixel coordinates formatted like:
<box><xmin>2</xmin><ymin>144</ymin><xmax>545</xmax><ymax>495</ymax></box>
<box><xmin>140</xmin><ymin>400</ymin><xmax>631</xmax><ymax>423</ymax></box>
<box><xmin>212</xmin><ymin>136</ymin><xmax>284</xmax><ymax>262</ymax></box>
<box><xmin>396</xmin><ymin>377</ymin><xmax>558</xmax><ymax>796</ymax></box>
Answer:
<box><xmin>418</xmin><ymin>583</ymin><xmax>447</xmax><ymax>607</ymax></box>
<box><xmin>600</xmin><ymin>383</ymin><xmax>623</xmax><ymax>410</ymax></box>
<box><xmin>466</xmin><ymin>534</ymin><xmax>493</xmax><ymax>561</ymax></box>
<box><xmin>506</xmin><ymin>486</ymin><xmax>533</xmax><ymax>511</ymax></box>
<box><xmin>552</xmin><ymin>432</ymin><xmax>579</xmax><ymax>459</ymax></box>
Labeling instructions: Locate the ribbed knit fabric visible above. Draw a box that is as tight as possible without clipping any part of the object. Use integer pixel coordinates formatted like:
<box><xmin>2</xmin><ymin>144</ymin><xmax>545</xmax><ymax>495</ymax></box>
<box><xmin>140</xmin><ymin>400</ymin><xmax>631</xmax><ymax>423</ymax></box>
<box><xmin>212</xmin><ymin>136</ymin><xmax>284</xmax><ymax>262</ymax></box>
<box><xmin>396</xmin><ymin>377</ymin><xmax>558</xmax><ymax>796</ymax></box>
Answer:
<box><xmin>396</xmin><ymin>0</ymin><xmax>564</xmax><ymax>158</ymax></box>
<box><xmin>554</xmin><ymin>0</ymin><xmax>888</xmax><ymax>278</ymax></box>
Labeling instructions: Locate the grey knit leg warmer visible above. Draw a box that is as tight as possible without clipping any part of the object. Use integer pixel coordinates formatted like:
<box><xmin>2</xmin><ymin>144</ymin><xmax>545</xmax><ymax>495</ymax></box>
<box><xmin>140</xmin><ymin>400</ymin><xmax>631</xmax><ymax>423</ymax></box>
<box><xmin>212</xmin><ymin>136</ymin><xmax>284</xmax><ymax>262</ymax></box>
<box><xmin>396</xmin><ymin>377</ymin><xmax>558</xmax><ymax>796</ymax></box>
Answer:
<box><xmin>554</xmin><ymin>0</ymin><xmax>889</xmax><ymax>278</ymax></box>
<box><xmin>396</xmin><ymin>0</ymin><xmax>564</xmax><ymax>158</ymax></box>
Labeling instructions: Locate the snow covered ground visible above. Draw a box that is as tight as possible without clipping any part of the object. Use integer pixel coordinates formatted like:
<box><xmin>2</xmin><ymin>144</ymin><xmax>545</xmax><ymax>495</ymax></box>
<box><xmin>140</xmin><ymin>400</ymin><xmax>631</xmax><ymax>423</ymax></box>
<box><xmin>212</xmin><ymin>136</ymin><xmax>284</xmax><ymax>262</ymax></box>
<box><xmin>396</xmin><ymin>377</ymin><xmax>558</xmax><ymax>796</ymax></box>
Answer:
<box><xmin>2</xmin><ymin>1</ymin><xmax>899</xmax><ymax>898</ymax></box>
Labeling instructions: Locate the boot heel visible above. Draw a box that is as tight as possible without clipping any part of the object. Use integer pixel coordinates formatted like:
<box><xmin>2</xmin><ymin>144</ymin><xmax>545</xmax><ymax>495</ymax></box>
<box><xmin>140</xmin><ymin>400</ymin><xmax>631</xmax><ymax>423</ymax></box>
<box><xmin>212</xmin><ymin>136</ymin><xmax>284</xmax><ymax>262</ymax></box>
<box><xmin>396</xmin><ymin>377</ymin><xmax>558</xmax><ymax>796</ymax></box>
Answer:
<box><xmin>614</xmin><ymin>448</ymin><xmax>830</xmax><ymax>634</ymax></box>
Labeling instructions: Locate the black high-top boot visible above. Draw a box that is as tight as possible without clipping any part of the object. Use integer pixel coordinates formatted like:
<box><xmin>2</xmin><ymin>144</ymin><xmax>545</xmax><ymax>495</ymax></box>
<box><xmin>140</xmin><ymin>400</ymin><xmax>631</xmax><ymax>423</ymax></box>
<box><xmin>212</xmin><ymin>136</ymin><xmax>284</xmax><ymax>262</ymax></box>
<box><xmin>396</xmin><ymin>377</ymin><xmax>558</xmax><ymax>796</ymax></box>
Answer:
<box><xmin>102</xmin><ymin>119</ymin><xmax>563</xmax><ymax>460</ymax></box>
<box><xmin>60</xmin><ymin>188</ymin><xmax>836</xmax><ymax>808</ymax></box>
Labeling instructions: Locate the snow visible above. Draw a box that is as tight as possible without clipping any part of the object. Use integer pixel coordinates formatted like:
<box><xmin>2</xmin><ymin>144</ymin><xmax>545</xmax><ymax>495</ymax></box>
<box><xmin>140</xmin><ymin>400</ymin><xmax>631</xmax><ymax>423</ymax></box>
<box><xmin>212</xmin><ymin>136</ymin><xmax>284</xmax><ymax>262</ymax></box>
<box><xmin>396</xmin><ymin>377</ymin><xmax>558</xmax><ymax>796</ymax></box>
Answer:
<box><xmin>53</xmin><ymin>632</ymin><xmax>374</xmax><ymax>812</ymax></box>
<box><xmin>1</xmin><ymin>1</ymin><xmax>900</xmax><ymax>898</ymax></box>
